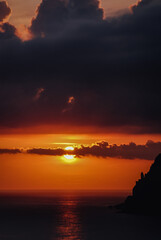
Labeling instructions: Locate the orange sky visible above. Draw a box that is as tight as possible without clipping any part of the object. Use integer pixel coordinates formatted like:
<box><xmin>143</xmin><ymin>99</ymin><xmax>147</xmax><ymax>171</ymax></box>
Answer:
<box><xmin>7</xmin><ymin>0</ymin><xmax>136</xmax><ymax>27</ymax></box>
<box><xmin>1</xmin><ymin>133</ymin><xmax>161</xmax><ymax>149</ymax></box>
<box><xmin>0</xmin><ymin>152</ymin><xmax>152</xmax><ymax>191</ymax></box>
<box><xmin>0</xmin><ymin>133</ymin><xmax>159</xmax><ymax>191</ymax></box>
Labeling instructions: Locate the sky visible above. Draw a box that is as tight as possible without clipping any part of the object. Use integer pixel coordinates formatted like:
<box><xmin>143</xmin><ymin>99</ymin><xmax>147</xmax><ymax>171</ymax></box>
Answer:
<box><xmin>0</xmin><ymin>0</ymin><xmax>161</xmax><ymax>191</ymax></box>
<box><xmin>7</xmin><ymin>0</ymin><xmax>136</xmax><ymax>27</ymax></box>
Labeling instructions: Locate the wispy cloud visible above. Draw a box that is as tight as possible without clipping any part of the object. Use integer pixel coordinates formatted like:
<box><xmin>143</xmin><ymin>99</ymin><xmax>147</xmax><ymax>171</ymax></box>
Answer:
<box><xmin>33</xmin><ymin>88</ymin><xmax>45</xmax><ymax>101</ymax></box>
<box><xmin>62</xmin><ymin>96</ymin><xmax>75</xmax><ymax>113</ymax></box>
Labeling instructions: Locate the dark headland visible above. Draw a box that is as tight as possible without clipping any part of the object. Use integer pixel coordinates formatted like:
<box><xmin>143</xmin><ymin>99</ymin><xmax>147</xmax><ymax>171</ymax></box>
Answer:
<box><xmin>116</xmin><ymin>154</ymin><xmax>161</xmax><ymax>215</ymax></box>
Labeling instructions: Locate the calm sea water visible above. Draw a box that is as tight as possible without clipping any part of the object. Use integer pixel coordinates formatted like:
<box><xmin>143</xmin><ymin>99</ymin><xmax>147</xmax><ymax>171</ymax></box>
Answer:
<box><xmin>0</xmin><ymin>191</ymin><xmax>161</xmax><ymax>240</ymax></box>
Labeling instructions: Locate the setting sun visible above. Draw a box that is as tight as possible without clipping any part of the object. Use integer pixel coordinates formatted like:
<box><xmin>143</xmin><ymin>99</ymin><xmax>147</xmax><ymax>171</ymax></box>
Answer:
<box><xmin>63</xmin><ymin>154</ymin><xmax>76</xmax><ymax>164</ymax></box>
<box><xmin>65</xmin><ymin>146</ymin><xmax>74</xmax><ymax>151</ymax></box>
<box><xmin>1</xmin><ymin>0</ymin><xmax>161</xmax><ymax>238</ymax></box>
<box><xmin>63</xmin><ymin>146</ymin><xmax>76</xmax><ymax>163</ymax></box>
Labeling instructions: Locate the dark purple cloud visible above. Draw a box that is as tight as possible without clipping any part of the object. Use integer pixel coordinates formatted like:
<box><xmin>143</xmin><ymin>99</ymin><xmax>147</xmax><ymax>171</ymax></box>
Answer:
<box><xmin>131</xmin><ymin>0</ymin><xmax>161</xmax><ymax>13</ymax></box>
<box><xmin>73</xmin><ymin>141</ymin><xmax>161</xmax><ymax>160</ymax></box>
<box><xmin>0</xmin><ymin>149</ymin><xmax>21</xmax><ymax>154</ymax></box>
<box><xmin>27</xmin><ymin>148</ymin><xmax>65</xmax><ymax>156</ymax></box>
<box><xmin>0</xmin><ymin>0</ymin><xmax>161</xmax><ymax>134</ymax></box>
<box><xmin>0</xmin><ymin>22</ymin><xmax>16</xmax><ymax>39</ymax></box>
<box><xmin>30</xmin><ymin>0</ymin><xmax>103</xmax><ymax>36</ymax></box>
<box><xmin>1</xmin><ymin>140</ymin><xmax>161</xmax><ymax>160</ymax></box>
<box><xmin>0</xmin><ymin>1</ymin><xmax>17</xmax><ymax>40</ymax></box>
<box><xmin>0</xmin><ymin>1</ymin><xmax>11</xmax><ymax>22</ymax></box>
<box><xmin>26</xmin><ymin>140</ymin><xmax>161</xmax><ymax>160</ymax></box>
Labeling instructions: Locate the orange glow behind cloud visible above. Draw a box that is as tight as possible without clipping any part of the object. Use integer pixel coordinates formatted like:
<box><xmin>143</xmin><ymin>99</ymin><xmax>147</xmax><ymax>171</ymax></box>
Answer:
<box><xmin>0</xmin><ymin>133</ymin><xmax>159</xmax><ymax>191</ymax></box>
<box><xmin>5</xmin><ymin>0</ymin><xmax>137</xmax><ymax>41</ymax></box>
<box><xmin>7</xmin><ymin>0</ymin><xmax>137</xmax><ymax>28</ymax></box>
<box><xmin>15</xmin><ymin>24</ymin><xmax>33</xmax><ymax>41</ymax></box>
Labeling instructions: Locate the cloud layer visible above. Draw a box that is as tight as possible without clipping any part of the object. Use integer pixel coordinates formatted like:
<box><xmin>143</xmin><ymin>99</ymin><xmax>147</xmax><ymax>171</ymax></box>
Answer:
<box><xmin>1</xmin><ymin>140</ymin><xmax>161</xmax><ymax>160</ymax></box>
<box><xmin>0</xmin><ymin>148</ymin><xmax>21</xmax><ymax>154</ymax></box>
<box><xmin>27</xmin><ymin>148</ymin><xmax>65</xmax><ymax>156</ymax></box>
<box><xmin>73</xmin><ymin>141</ymin><xmax>161</xmax><ymax>160</ymax></box>
<box><xmin>0</xmin><ymin>0</ymin><xmax>161</xmax><ymax>134</ymax></box>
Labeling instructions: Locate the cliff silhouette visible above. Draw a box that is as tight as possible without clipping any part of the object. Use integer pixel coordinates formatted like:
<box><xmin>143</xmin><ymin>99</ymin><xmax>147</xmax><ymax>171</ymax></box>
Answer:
<box><xmin>117</xmin><ymin>154</ymin><xmax>161</xmax><ymax>214</ymax></box>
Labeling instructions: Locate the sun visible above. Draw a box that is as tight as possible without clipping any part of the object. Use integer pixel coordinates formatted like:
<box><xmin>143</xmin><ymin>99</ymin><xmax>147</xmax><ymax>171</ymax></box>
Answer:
<box><xmin>65</xmin><ymin>146</ymin><xmax>74</xmax><ymax>151</ymax></box>
<box><xmin>63</xmin><ymin>154</ymin><xmax>76</xmax><ymax>163</ymax></box>
<box><xmin>63</xmin><ymin>146</ymin><xmax>76</xmax><ymax>163</ymax></box>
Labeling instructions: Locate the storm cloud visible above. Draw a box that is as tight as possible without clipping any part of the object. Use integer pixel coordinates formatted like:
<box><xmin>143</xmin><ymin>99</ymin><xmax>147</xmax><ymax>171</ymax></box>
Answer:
<box><xmin>30</xmin><ymin>0</ymin><xmax>103</xmax><ymax>36</ymax></box>
<box><xmin>0</xmin><ymin>0</ymin><xmax>161</xmax><ymax>134</ymax></box>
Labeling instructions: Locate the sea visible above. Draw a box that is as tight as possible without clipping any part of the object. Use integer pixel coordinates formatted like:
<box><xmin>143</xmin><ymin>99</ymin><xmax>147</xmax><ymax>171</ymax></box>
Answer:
<box><xmin>0</xmin><ymin>190</ymin><xmax>161</xmax><ymax>240</ymax></box>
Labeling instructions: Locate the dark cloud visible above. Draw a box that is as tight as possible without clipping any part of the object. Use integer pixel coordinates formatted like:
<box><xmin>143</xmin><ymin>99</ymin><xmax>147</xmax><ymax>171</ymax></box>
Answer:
<box><xmin>131</xmin><ymin>0</ymin><xmax>161</xmax><ymax>13</ymax></box>
<box><xmin>73</xmin><ymin>141</ymin><xmax>161</xmax><ymax>160</ymax></box>
<box><xmin>26</xmin><ymin>141</ymin><xmax>161</xmax><ymax>160</ymax></box>
<box><xmin>27</xmin><ymin>148</ymin><xmax>65</xmax><ymax>156</ymax></box>
<box><xmin>0</xmin><ymin>22</ymin><xmax>16</xmax><ymax>39</ymax></box>
<box><xmin>30</xmin><ymin>0</ymin><xmax>103</xmax><ymax>36</ymax></box>
<box><xmin>0</xmin><ymin>1</ymin><xmax>11</xmax><ymax>22</ymax></box>
<box><xmin>1</xmin><ymin>141</ymin><xmax>161</xmax><ymax>160</ymax></box>
<box><xmin>0</xmin><ymin>0</ymin><xmax>161</xmax><ymax>133</ymax></box>
<box><xmin>0</xmin><ymin>149</ymin><xmax>21</xmax><ymax>154</ymax></box>
<box><xmin>0</xmin><ymin>1</ymin><xmax>15</xmax><ymax>39</ymax></box>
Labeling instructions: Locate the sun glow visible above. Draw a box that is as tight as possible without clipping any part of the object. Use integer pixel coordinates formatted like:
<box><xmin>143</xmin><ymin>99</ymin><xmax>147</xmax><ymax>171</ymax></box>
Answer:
<box><xmin>63</xmin><ymin>154</ymin><xmax>76</xmax><ymax>163</ymax></box>
<box><xmin>65</xmin><ymin>146</ymin><xmax>74</xmax><ymax>151</ymax></box>
<box><xmin>63</xmin><ymin>146</ymin><xmax>76</xmax><ymax>163</ymax></box>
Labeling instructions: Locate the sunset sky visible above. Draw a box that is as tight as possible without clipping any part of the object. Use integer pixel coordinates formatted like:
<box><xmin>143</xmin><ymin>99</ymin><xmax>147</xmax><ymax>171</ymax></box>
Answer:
<box><xmin>0</xmin><ymin>0</ymin><xmax>161</xmax><ymax>191</ymax></box>
<box><xmin>7</xmin><ymin>0</ymin><xmax>136</xmax><ymax>27</ymax></box>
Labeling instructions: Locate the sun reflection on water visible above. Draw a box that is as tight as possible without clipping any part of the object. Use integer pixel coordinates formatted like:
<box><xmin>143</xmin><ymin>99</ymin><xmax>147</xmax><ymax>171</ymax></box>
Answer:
<box><xmin>56</xmin><ymin>199</ymin><xmax>82</xmax><ymax>239</ymax></box>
